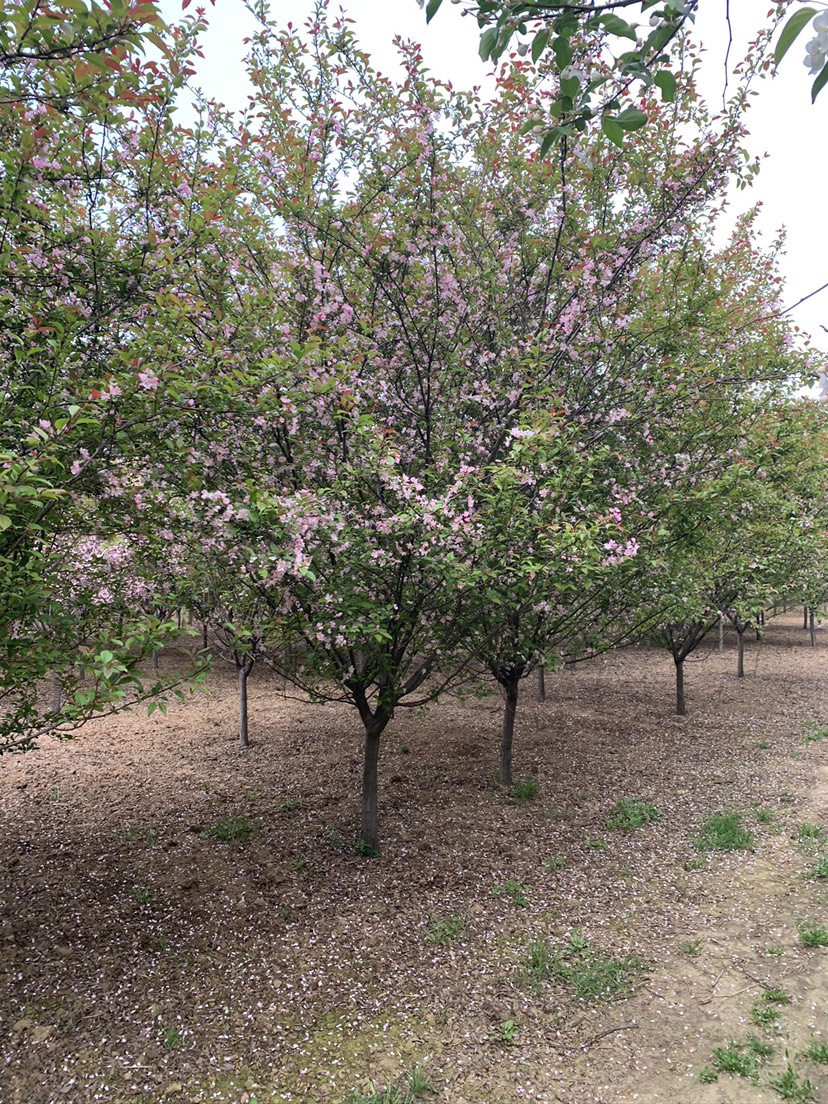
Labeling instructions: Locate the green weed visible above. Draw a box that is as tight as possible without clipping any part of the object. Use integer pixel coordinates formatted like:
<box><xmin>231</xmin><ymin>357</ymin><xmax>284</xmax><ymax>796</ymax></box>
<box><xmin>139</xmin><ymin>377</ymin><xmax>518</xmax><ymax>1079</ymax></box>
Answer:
<box><xmin>132</xmin><ymin>885</ymin><xmax>153</xmax><ymax>905</ymax></box>
<box><xmin>513</xmin><ymin>778</ymin><xmax>539</xmax><ymax>802</ymax></box>
<box><xmin>534</xmin><ymin>933</ymin><xmax>648</xmax><ymax>1002</ymax></box>
<box><xmin>803</xmin><ymin>729</ymin><xmax>828</xmax><ymax>746</ymax></box>
<box><xmin>809</xmin><ymin>857</ymin><xmax>828</xmax><ymax>880</ymax></box>
<box><xmin>493</xmin><ymin>879</ymin><xmax>530</xmax><ymax>908</ymax></box>
<box><xmin>693</xmin><ymin>812</ymin><xmax>754</xmax><ymax>852</ymax></box>
<box><xmin>751</xmin><ymin>1001</ymin><xmax>781</xmax><ymax>1030</ymax></box>
<box><xmin>698</xmin><ymin>1066</ymin><xmax>718</xmax><ymax>1084</ymax></box>
<box><xmin>605</xmin><ymin>798</ymin><xmax>660</xmax><ymax>831</ymax></box>
<box><xmin>755</xmin><ymin>807</ymin><xmax>775</xmax><ymax>824</ymax></box>
<box><xmin>544</xmin><ymin>856</ymin><xmax>566</xmax><ymax>872</ymax></box>
<box><xmin>492</xmin><ymin>1019</ymin><xmax>519</xmax><ymax>1046</ymax></box>
<box><xmin>803</xmin><ymin>1041</ymin><xmax>828</xmax><ymax>1064</ymax></box>
<box><xmin>768</xmin><ymin>1064</ymin><xmax>817</xmax><ymax>1101</ymax></box>
<box><xmin>711</xmin><ymin>1041</ymin><xmax>760</xmax><ymax>1081</ymax></box>
<box><xmin>677</xmin><ymin>939</ymin><xmax>703</xmax><ymax>956</ymax></box>
<box><xmin>161</xmin><ymin>1025</ymin><xmax>182</xmax><ymax>1049</ymax></box>
<box><xmin>798</xmin><ymin>922</ymin><xmax>828</xmax><ymax>948</ymax></box>
<box><xmin>798</xmin><ymin>823</ymin><xmax>823</xmax><ymax>841</ymax></box>
<box><xmin>201</xmin><ymin>816</ymin><xmax>253</xmax><ymax>843</ymax></box>
<box><xmin>764</xmin><ymin>988</ymin><xmax>791</xmax><ymax>1005</ymax></box>
<box><xmin>584</xmin><ymin>838</ymin><xmax>609</xmax><ymax>851</ymax></box>
<box><xmin>425</xmin><ymin>914</ymin><xmax>466</xmax><ymax>946</ymax></box>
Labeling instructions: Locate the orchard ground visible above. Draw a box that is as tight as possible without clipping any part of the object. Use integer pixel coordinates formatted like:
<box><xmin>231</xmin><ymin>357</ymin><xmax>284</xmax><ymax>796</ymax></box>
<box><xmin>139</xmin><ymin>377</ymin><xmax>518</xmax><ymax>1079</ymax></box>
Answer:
<box><xmin>2</xmin><ymin>612</ymin><xmax>828</xmax><ymax>1104</ymax></box>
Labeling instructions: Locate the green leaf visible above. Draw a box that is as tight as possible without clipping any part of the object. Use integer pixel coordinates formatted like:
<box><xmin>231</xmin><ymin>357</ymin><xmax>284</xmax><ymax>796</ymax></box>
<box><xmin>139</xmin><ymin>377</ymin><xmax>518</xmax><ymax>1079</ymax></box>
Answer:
<box><xmin>601</xmin><ymin>117</ymin><xmax>624</xmax><ymax>147</ymax></box>
<box><xmin>775</xmin><ymin>7</ymin><xmax>816</xmax><ymax>65</ymax></box>
<box><xmin>553</xmin><ymin>34</ymin><xmax>573</xmax><ymax>68</ymax></box>
<box><xmin>539</xmin><ymin>131</ymin><xmax>558</xmax><ymax>158</ymax></box>
<box><xmin>0</xmin><ymin>515</ymin><xmax>11</xmax><ymax>531</ymax></box>
<box><xmin>479</xmin><ymin>26</ymin><xmax>498</xmax><ymax>61</ymax></box>
<box><xmin>614</xmin><ymin>106</ymin><xmax>649</xmax><ymax>131</ymax></box>
<box><xmin>425</xmin><ymin>0</ymin><xmax>443</xmax><ymax>23</ymax></box>
<box><xmin>812</xmin><ymin>57</ymin><xmax>828</xmax><ymax>101</ymax></box>
<box><xmin>653</xmin><ymin>69</ymin><xmax>677</xmax><ymax>102</ymax></box>
<box><xmin>532</xmin><ymin>28</ymin><xmax>550</xmax><ymax>64</ymax></box>
<box><xmin>597</xmin><ymin>13</ymin><xmax>638</xmax><ymax>41</ymax></box>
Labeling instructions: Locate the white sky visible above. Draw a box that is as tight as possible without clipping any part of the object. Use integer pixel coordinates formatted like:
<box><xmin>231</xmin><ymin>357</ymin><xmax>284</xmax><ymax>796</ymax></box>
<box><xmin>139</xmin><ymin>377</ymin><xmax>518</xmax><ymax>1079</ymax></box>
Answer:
<box><xmin>163</xmin><ymin>0</ymin><xmax>827</xmax><ymax>355</ymax></box>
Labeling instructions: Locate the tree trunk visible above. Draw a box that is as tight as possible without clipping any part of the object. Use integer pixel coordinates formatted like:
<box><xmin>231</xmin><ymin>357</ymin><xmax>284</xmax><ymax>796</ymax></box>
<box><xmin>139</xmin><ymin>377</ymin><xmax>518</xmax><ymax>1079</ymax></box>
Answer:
<box><xmin>360</xmin><ymin>715</ymin><xmax>390</xmax><ymax>854</ymax></box>
<box><xmin>202</xmin><ymin>621</ymin><xmax>209</xmax><ymax>649</ymax></box>
<box><xmin>537</xmin><ymin>666</ymin><xmax>546</xmax><ymax>702</ymax></box>
<box><xmin>810</xmin><ymin>607</ymin><xmax>817</xmax><ymax>649</ymax></box>
<box><xmin>239</xmin><ymin>657</ymin><xmax>254</xmax><ymax>748</ymax></box>
<box><xmin>805</xmin><ymin>605</ymin><xmax>809</xmax><ymax>630</ymax></box>
<box><xmin>500</xmin><ymin>672</ymin><xmax>521</xmax><ymax>787</ymax></box>
<box><xmin>51</xmin><ymin>673</ymin><xmax>62</xmax><ymax>714</ymax></box>
<box><xmin>737</xmin><ymin>627</ymin><xmax>745</xmax><ymax>678</ymax></box>
<box><xmin>152</xmin><ymin>649</ymin><xmax>159</xmax><ymax>671</ymax></box>
<box><xmin>718</xmin><ymin>614</ymin><xmax>724</xmax><ymax>655</ymax></box>
<box><xmin>675</xmin><ymin>657</ymin><xmax>686</xmax><ymax>716</ymax></box>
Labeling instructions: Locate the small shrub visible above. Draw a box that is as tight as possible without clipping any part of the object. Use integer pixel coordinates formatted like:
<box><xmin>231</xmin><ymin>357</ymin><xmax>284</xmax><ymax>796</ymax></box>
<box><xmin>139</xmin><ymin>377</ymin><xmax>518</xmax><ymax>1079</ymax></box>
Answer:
<box><xmin>803</xmin><ymin>1041</ymin><xmax>828</xmax><ymax>1064</ymax></box>
<box><xmin>605</xmin><ymin>798</ymin><xmax>660</xmax><ymax>831</ymax></box>
<box><xmin>493</xmin><ymin>879</ymin><xmax>530</xmax><ymax>907</ymax></box>
<box><xmin>201</xmin><ymin>816</ymin><xmax>253</xmax><ymax>843</ymax></box>
<box><xmin>768</xmin><ymin>1064</ymin><xmax>817</xmax><ymax>1102</ymax></box>
<box><xmin>798</xmin><ymin>922</ymin><xmax>828</xmax><ymax>948</ymax></box>
<box><xmin>693</xmin><ymin>812</ymin><xmax>754</xmax><ymax>852</ymax></box>
<box><xmin>513</xmin><ymin>778</ymin><xmax>539</xmax><ymax>802</ymax></box>
<box><xmin>426</xmin><ymin>914</ymin><xmax>466</xmax><ymax>946</ymax></box>
<box><xmin>356</xmin><ymin>839</ymin><xmax>381</xmax><ymax>858</ymax></box>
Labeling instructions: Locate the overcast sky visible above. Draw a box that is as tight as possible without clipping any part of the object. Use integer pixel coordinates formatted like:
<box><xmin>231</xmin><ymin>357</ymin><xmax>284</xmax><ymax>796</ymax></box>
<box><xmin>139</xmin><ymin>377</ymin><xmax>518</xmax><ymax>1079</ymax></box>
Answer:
<box><xmin>163</xmin><ymin>0</ymin><xmax>827</xmax><ymax>358</ymax></box>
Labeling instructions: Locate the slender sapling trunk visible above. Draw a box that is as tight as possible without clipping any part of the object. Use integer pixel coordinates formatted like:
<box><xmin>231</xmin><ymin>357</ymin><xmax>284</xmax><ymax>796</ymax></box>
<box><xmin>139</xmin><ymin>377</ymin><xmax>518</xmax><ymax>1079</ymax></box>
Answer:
<box><xmin>238</xmin><ymin>656</ymin><xmax>254</xmax><ymax>748</ymax></box>
<box><xmin>499</xmin><ymin>669</ymin><xmax>523</xmax><ymax>787</ymax></box>
<box><xmin>675</xmin><ymin>657</ymin><xmax>686</xmax><ymax>716</ymax></box>
<box><xmin>537</xmin><ymin>667</ymin><xmax>546</xmax><ymax>703</ymax></box>
<box><xmin>810</xmin><ymin>607</ymin><xmax>817</xmax><ymax>649</ymax></box>
<box><xmin>737</xmin><ymin>627</ymin><xmax>745</xmax><ymax>679</ymax></box>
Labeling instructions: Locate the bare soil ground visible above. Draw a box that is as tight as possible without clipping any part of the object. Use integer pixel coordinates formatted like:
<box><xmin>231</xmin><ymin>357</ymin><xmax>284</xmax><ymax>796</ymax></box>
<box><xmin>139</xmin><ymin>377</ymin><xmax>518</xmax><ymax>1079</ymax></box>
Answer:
<box><xmin>2</xmin><ymin>612</ymin><xmax>828</xmax><ymax>1104</ymax></box>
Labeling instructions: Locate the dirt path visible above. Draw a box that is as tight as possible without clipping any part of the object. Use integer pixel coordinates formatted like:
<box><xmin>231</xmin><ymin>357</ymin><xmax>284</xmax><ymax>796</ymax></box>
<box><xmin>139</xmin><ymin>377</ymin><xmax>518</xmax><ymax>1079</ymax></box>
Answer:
<box><xmin>2</xmin><ymin>612</ymin><xmax>828</xmax><ymax>1104</ymax></box>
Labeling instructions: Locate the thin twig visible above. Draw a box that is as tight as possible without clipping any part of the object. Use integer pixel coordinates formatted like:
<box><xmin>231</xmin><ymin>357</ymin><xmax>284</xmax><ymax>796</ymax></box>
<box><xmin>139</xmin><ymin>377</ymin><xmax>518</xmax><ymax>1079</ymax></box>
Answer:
<box><xmin>578</xmin><ymin>1022</ymin><xmax>638</xmax><ymax>1049</ymax></box>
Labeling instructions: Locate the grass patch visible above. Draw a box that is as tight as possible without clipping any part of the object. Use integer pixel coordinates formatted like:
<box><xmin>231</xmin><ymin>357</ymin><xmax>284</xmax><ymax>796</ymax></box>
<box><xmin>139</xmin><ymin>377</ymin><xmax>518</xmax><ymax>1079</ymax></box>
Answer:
<box><xmin>693</xmin><ymin>811</ymin><xmax>755</xmax><ymax>852</ymax></box>
<box><xmin>492</xmin><ymin>879</ymin><xmax>529</xmax><ymax>908</ymax></box>
<box><xmin>768</xmin><ymin>1064</ymin><xmax>817</xmax><ymax>1102</ymax></box>
<box><xmin>529</xmin><ymin>933</ymin><xmax>648</xmax><ymax>1002</ymax></box>
<box><xmin>605</xmin><ymin>798</ymin><xmax>660</xmax><ymax>831</ymax></box>
<box><xmin>764</xmin><ymin>988</ymin><xmax>791</xmax><ymax>1005</ymax></box>
<box><xmin>677</xmin><ymin>939</ymin><xmax>703</xmax><ymax>956</ymax></box>
<box><xmin>798</xmin><ymin>823</ymin><xmax>823</xmax><ymax>841</ymax></box>
<box><xmin>425</xmin><ymin>914</ymin><xmax>466</xmax><ymax>946</ymax></box>
<box><xmin>711</xmin><ymin>1041</ymin><xmax>761</xmax><ymax>1081</ymax></box>
<box><xmin>751</xmin><ymin>1001</ymin><xmax>781</xmax><ymax>1030</ymax></box>
<box><xmin>803</xmin><ymin>728</ymin><xmax>828</xmax><ymax>746</ymax></box>
<box><xmin>544</xmin><ymin>856</ymin><xmax>566</xmax><ymax>872</ymax></box>
<box><xmin>755</xmin><ymin>807</ymin><xmax>775</xmax><ymax>824</ymax></box>
<box><xmin>513</xmin><ymin>778</ymin><xmax>539</xmax><ymax>802</ymax></box>
<box><xmin>798</xmin><ymin>922</ymin><xmax>828</xmax><ymax>948</ymax></box>
<box><xmin>698</xmin><ymin>1066</ymin><xmax>718</xmax><ymax>1084</ymax></box>
<box><xmin>803</xmin><ymin>1041</ymin><xmax>828</xmax><ymax>1064</ymax></box>
<box><xmin>584</xmin><ymin>838</ymin><xmax>609</xmax><ymax>851</ymax></box>
<box><xmin>348</xmin><ymin>1067</ymin><xmax>433</xmax><ymax>1104</ymax></box>
<box><xmin>809</xmin><ymin>857</ymin><xmax>828</xmax><ymax>880</ymax></box>
<box><xmin>201</xmin><ymin>816</ymin><xmax>254</xmax><ymax>843</ymax></box>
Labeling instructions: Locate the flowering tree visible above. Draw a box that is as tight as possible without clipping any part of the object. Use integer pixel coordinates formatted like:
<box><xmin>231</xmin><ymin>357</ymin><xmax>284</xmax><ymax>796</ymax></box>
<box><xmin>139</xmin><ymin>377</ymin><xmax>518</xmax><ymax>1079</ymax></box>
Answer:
<box><xmin>0</xmin><ymin>1</ymin><xmax>210</xmax><ymax>753</ymax></box>
<box><xmin>124</xmin><ymin>1</ymin><xmax>812</xmax><ymax>852</ymax></box>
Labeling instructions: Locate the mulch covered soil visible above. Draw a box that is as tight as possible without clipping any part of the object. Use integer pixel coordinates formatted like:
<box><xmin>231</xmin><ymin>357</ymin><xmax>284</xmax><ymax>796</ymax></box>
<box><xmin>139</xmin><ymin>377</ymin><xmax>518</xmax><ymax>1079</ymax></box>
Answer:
<box><xmin>2</xmin><ymin>612</ymin><xmax>828</xmax><ymax>1104</ymax></box>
